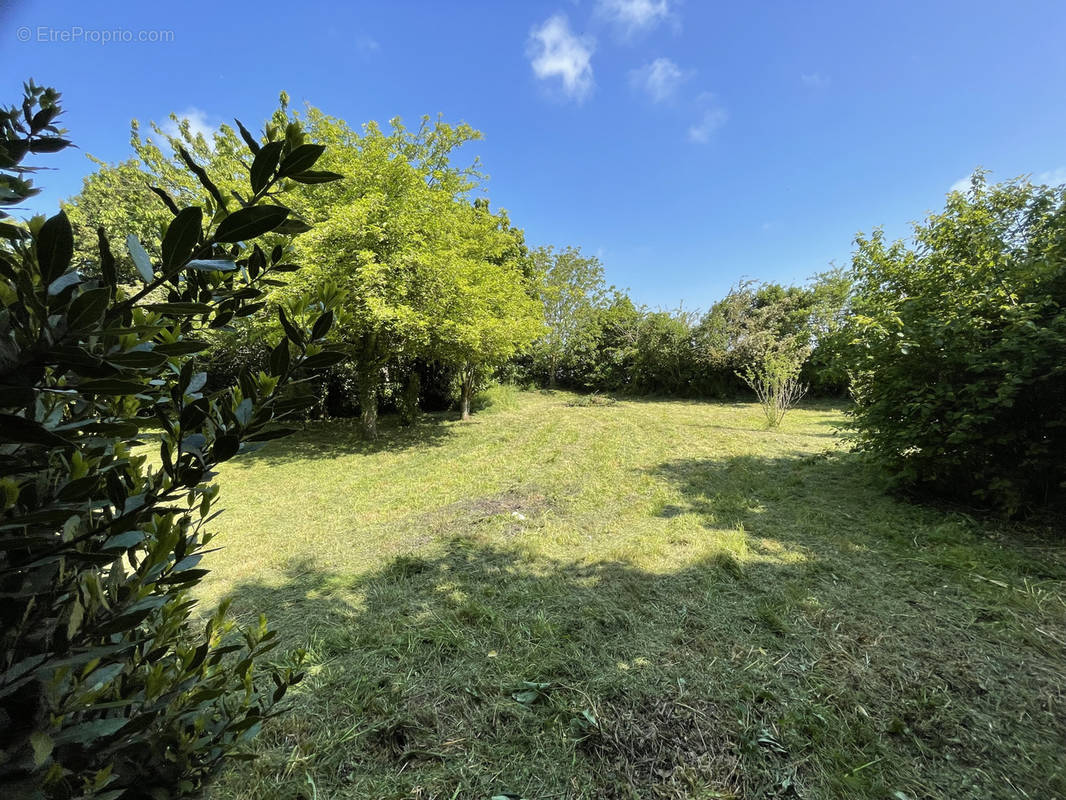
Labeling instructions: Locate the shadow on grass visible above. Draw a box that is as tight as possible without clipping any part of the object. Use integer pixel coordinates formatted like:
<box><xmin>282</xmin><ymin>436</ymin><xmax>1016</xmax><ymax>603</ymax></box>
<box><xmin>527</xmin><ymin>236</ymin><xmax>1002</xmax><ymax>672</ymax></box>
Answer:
<box><xmin>221</xmin><ymin>540</ymin><xmax>797</xmax><ymax>800</ymax></box>
<box><xmin>212</xmin><ymin>453</ymin><xmax>1066</xmax><ymax>800</ymax></box>
<box><xmin>226</xmin><ymin>411</ymin><xmax>456</xmax><ymax>468</ymax></box>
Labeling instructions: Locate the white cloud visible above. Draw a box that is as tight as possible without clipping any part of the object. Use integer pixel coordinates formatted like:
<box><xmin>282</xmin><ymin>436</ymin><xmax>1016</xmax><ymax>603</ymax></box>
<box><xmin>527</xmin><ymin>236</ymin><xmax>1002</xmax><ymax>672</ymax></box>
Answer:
<box><xmin>597</xmin><ymin>0</ymin><xmax>673</xmax><ymax>37</ymax></box>
<box><xmin>162</xmin><ymin>108</ymin><xmax>217</xmax><ymax>145</ymax></box>
<box><xmin>1034</xmin><ymin>166</ymin><xmax>1066</xmax><ymax>186</ymax></box>
<box><xmin>949</xmin><ymin>174</ymin><xmax>974</xmax><ymax>194</ymax></box>
<box><xmin>800</xmin><ymin>72</ymin><xmax>830</xmax><ymax>88</ymax></box>
<box><xmin>629</xmin><ymin>57</ymin><xmax>690</xmax><ymax>102</ymax></box>
<box><xmin>528</xmin><ymin>14</ymin><xmax>595</xmax><ymax>102</ymax></box>
<box><xmin>688</xmin><ymin>95</ymin><xmax>728</xmax><ymax>143</ymax></box>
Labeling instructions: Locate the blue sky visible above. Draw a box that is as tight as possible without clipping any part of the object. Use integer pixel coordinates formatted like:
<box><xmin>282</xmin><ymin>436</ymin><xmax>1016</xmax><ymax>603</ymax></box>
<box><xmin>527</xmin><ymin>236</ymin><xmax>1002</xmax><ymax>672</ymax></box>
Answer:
<box><xmin>6</xmin><ymin>0</ymin><xmax>1066</xmax><ymax>309</ymax></box>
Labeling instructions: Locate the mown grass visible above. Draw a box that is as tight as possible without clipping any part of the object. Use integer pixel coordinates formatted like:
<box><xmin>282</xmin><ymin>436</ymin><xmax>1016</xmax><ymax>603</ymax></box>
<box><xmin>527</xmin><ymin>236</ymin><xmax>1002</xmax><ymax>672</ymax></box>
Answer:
<box><xmin>199</xmin><ymin>387</ymin><xmax>1066</xmax><ymax>799</ymax></box>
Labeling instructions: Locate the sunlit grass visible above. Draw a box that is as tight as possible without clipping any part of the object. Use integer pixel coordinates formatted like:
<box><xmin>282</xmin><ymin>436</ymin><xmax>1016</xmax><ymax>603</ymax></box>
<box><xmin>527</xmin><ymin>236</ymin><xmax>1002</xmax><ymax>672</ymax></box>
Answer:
<box><xmin>200</xmin><ymin>388</ymin><xmax>1066</xmax><ymax>799</ymax></box>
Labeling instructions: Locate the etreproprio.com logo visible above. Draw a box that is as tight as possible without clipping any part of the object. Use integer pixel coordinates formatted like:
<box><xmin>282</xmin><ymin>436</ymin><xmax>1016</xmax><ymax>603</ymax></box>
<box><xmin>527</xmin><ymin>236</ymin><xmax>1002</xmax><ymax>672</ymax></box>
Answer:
<box><xmin>16</xmin><ymin>26</ymin><xmax>175</xmax><ymax>44</ymax></box>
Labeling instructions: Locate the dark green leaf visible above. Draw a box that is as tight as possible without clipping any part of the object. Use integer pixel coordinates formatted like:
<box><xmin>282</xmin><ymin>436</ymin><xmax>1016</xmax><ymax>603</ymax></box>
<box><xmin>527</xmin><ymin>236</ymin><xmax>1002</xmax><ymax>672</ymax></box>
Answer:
<box><xmin>153</xmin><ymin>340</ymin><xmax>210</xmax><ymax>356</ymax></box>
<box><xmin>36</xmin><ymin>210</ymin><xmax>74</xmax><ymax>282</ymax></box>
<box><xmin>311</xmin><ymin>310</ymin><xmax>334</xmax><ymax>340</ymax></box>
<box><xmin>0</xmin><ymin>414</ymin><xmax>73</xmax><ymax>447</ymax></box>
<box><xmin>79</xmin><ymin>378</ymin><xmax>148</xmax><ymax>395</ymax></box>
<box><xmin>273</xmin><ymin>218</ymin><xmax>312</xmax><ymax>235</ymax></box>
<box><xmin>97</xmin><ymin>226</ymin><xmax>116</xmax><ymax>286</ymax></box>
<box><xmin>270</xmin><ymin>339</ymin><xmax>289</xmax><ymax>376</ymax></box>
<box><xmin>250</xmin><ymin>141</ymin><xmax>283</xmax><ymax>195</ymax></box>
<box><xmin>212</xmin><ymin>434</ymin><xmax>240</xmax><ymax>461</ymax></box>
<box><xmin>144</xmin><ymin>302</ymin><xmax>213</xmax><ymax>315</ymax></box>
<box><xmin>277</xmin><ymin>306</ymin><xmax>304</xmax><ymax>346</ymax></box>
<box><xmin>234</xmin><ymin>119</ymin><xmax>261</xmax><ymax>154</ymax></box>
<box><xmin>214</xmin><ymin>205</ymin><xmax>289</xmax><ymax>243</ymax></box>
<box><xmin>149</xmin><ymin>186</ymin><xmax>181</xmax><ymax>217</ymax></box>
<box><xmin>178</xmin><ymin>146</ymin><xmax>224</xmax><ymax>206</ymax></box>
<box><xmin>301</xmin><ymin>351</ymin><xmax>347</xmax><ymax>370</ymax></box>
<box><xmin>289</xmin><ymin>170</ymin><xmax>343</xmax><ymax>184</ymax></box>
<box><xmin>106</xmin><ymin>349</ymin><xmax>169</xmax><ymax>369</ymax></box>
<box><xmin>67</xmin><ymin>287</ymin><xmax>110</xmax><ymax>331</ymax></box>
<box><xmin>161</xmin><ymin>206</ymin><xmax>203</xmax><ymax>268</ymax></box>
<box><xmin>28</xmin><ymin>136</ymin><xmax>72</xmax><ymax>153</ymax></box>
<box><xmin>278</xmin><ymin>143</ymin><xmax>325</xmax><ymax>177</ymax></box>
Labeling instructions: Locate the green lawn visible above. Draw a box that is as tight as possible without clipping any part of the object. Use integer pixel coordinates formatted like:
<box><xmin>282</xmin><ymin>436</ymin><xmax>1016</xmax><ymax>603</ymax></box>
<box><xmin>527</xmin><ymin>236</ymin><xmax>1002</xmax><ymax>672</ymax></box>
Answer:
<box><xmin>199</xmin><ymin>388</ymin><xmax>1066</xmax><ymax>800</ymax></box>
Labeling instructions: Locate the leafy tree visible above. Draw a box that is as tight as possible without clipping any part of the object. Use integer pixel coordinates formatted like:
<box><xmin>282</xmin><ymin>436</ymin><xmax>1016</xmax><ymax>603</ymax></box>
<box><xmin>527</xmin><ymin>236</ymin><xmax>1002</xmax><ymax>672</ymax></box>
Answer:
<box><xmin>564</xmin><ymin>291</ymin><xmax>642</xmax><ymax>391</ymax></box>
<box><xmin>693</xmin><ymin>276</ymin><xmax>849</xmax><ymax>398</ymax></box>
<box><xmin>62</xmin><ymin>157</ymin><xmax>170</xmax><ymax>281</ymax></box>
<box><xmin>800</xmin><ymin>267</ymin><xmax>853</xmax><ymax>394</ymax></box>
<box><xmin>432</xmin><ymin>201</ymin><xmax>542</xmax><ymax>418</ymax></box>
<box><xmin>62</xmin><ymin>111</ymin><xmax>263</xmax><ymax>282</ymax></box>
<box><xmin>628</xmin><ymin>308</ymin><xmax>699</xmax><ymax>395</ymax></box>
<box><xmin>530</xmin><ymin>246</ymin><xmax>609</xmax><ymax>387</ymax></box>
<box><xmin>0</xmin><ymin>81</ymin><xmax>344</xmax><ymax>797</ymax></box>
<box><xmin>288</xmin><ymin>112</ymin><xmax>507</xmax><ymax>436</ymax></box>
<box><xmin>845</xmin><ymin>172</ymin><xmax>1066</xmax><ymax>512</ymax></box>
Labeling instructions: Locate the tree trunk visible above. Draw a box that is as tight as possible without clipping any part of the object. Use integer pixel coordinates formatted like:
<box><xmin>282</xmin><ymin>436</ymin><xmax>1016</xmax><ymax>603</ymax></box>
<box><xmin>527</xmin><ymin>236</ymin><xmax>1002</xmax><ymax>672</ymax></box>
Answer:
<box><xmin>460</xmin><ymin>368</ymin><xmax>473</xmax><ymax>420</ymax></box>
<box><xmin>548</xmin><ymin>354</ymin><xmax>558</xmax><ymax>388</ymax></box>
<box><xmin>358</xmin><ymin>376</ymin><xmax>378</xmax><ymax>440</ymax></box>
<box><xmin>400</xmin><ymin>371</ymin><xmax>420</xmax><ymax>426</ymax></box>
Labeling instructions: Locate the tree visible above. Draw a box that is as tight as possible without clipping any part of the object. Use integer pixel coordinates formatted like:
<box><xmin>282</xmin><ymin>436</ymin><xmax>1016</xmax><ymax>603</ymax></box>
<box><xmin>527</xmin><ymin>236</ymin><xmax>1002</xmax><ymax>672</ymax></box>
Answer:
<box><xmin>286</xmin><ymin>113</ymin><xmax>487</xmax><ymax>437</ymax></box>
<box><xmin>62</xmin><ymin>111</ymin><xmax>258</xmax><ymax>282</ymax></box>
<box><xmin>530</xmin><ymin>246</ymin><xmax>609</xmax><ymax>387</ymax></box>
<box><xmin>693</xmin><ymin>277</ymin><xmax>848</xmax><ymax>398</ymax></box>
<box><xmin>62</xmin><ymin>157</ymin><xmax>170</xmax><ymax>281</ymax></box>
<box><xmin>432</xmin><ymin>202</ymin><xmax>542</xmax><ymax>419</ymax></box>
<box><xmin>629</xmin><ymin>308</ymin><xmax>699</xmax><ymax>395</ymax></box>
<box><xmin>0</xmin><ymin>81</ymin><xmax>344</xmax><ymax>797</ymax></box>
<box><xmin>845</xmin><ymin>172</ymin><xmax>1066</xmax><ymax>512</ymax></box>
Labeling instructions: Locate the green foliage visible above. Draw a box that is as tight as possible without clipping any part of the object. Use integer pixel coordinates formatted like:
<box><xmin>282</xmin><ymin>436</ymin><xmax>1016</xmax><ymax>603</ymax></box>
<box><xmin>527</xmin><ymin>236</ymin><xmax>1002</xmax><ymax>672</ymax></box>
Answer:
<box><xmin>845</xmin><ymin>172</ymin><xmax>1066</xmax><ymax>512</ymax></box>
<box><xmin>738</xmin><ymin>346</ymin><xmax>809</xmax><ymax>427</ymax></box>
<box><xmin>0</xmin><ymin>82</ymin><xmax>344</xmax><ymax>797</ymax></box>
<box><xmin>529</xmin><ymin>246</ymin><xmax>610</xmax><ymax>387</ymax></box>
<box><xmin>63</xmin><ymin>103</ymin><xmax>541</xmax><ymax>435</ymax></box>
<box><xmin>288</xmin><ymin>113</ymin><xmax>539</xmax><ymax>431</ymax></box>
<box><xmin>528</xmin><ymin>272</ymin><xmax>850</xmax><ymax>400</ymax></box>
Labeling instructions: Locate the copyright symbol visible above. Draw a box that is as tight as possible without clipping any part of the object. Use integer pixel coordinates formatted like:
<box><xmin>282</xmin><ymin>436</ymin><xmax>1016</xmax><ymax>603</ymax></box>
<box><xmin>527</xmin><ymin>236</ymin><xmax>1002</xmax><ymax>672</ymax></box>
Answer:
<box><xmin>16</xmin><ymin>27</ymin><xmax>31</xmax><ymax>42</ymax></box>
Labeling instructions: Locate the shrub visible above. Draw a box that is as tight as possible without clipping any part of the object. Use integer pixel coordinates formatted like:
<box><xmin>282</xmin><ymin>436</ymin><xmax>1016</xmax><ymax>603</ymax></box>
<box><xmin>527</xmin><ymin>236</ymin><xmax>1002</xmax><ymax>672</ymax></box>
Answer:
<box><xmin>0</xmin><ymin>82</ymin><xmax>345</xmax><ymax>797</ymax></box>
<box><xmin>845</xmin><ymin>173</ymin><xmax>1066</xmax><ymax>513</ymax></box>
<box><xmin>738</xmin><ymin>346</ymin><xmax>808</xmax><ymax>427</ymax></box>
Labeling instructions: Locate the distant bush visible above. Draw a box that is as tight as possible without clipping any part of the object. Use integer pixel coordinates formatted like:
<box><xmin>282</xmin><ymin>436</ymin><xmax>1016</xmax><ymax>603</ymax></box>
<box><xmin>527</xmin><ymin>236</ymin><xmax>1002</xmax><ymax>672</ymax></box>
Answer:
<box><xmin>739</xmin><ymin>346</ymin><xmax>808</xmax><ymax>428</ymax></box>
<box><xmin>0</xmin><ymin>82</ymin><xmax>344</xmax><ymax>796</ymax></box>
<box><xmin>846</xmin><ymin>173</ymin><xmax>1066</xmax><ymax>513</ymax></box>
<box><xmin>523</xmin><ymin>261</ymin><xmax>852</xmax><ymax>401</ymax></box>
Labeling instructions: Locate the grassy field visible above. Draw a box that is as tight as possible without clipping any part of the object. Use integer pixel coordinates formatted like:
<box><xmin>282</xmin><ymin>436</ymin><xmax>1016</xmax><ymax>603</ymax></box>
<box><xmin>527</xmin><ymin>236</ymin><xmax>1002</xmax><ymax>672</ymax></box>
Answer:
<box><xmin>198</xmin><ymin>388</ymin><xmax>1066</xmax><ymax>800</ymax></box>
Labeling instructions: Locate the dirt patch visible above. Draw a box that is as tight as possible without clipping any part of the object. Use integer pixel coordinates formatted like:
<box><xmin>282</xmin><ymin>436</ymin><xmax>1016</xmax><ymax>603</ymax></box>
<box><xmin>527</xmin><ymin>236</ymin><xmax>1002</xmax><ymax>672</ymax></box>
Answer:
<box><xmin>389</xmin><ymin>489</ymin><xmax>553</xmax><ymax>553</ymax></box>
<box><xmin>580</xmin><ymin>695</ymin><xmax>742</xmax><ymax>799</ymax></box>
<box><xmin>456</xmin><ymin>488</ymin><xmax>549</xmax><ymax>521</ymax></box>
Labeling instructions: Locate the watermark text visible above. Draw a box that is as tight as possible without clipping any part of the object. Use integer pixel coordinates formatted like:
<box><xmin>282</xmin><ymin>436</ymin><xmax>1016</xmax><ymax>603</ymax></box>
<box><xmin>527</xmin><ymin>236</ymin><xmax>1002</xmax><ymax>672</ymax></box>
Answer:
<box><xmin>16</xmin><ymin>26</ymin><xmax>175</xmax><ymax>44</ymax></box>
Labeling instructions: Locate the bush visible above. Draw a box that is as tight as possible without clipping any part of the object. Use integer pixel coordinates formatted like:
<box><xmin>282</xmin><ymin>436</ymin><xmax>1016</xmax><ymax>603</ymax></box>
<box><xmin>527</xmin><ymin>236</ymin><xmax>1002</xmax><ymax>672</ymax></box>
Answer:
<box><xmin>739</xmin><ymin>347</ymin><xmax>808</xmax><ymax>427</ymax></box>
<box><xmin>0</xmin><ymin>82</ymin><xmax>345</xmax><ymax>797</ymax></box>
<box><xmin>845</xmin><ymin>173</ymin><xmax>1066</xmax><ymax>513</ymax></box>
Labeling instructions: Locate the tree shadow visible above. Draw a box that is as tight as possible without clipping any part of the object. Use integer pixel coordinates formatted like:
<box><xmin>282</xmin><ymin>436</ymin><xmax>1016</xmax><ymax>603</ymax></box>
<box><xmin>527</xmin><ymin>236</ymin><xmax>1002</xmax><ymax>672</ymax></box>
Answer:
<box><xmin>210</xmin><ymin>463</ymin><xmax>1066</xmax><ymax>800</ymax></box>
<box><xmin>225</xmin><ymin>411</ymin><xmax>455</xmax><ymax>469</ymax></box>
<box><xmin>647</xmin><ymin>452</ymin><xmax>1066</xmax><ymax>577</ymax></box>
